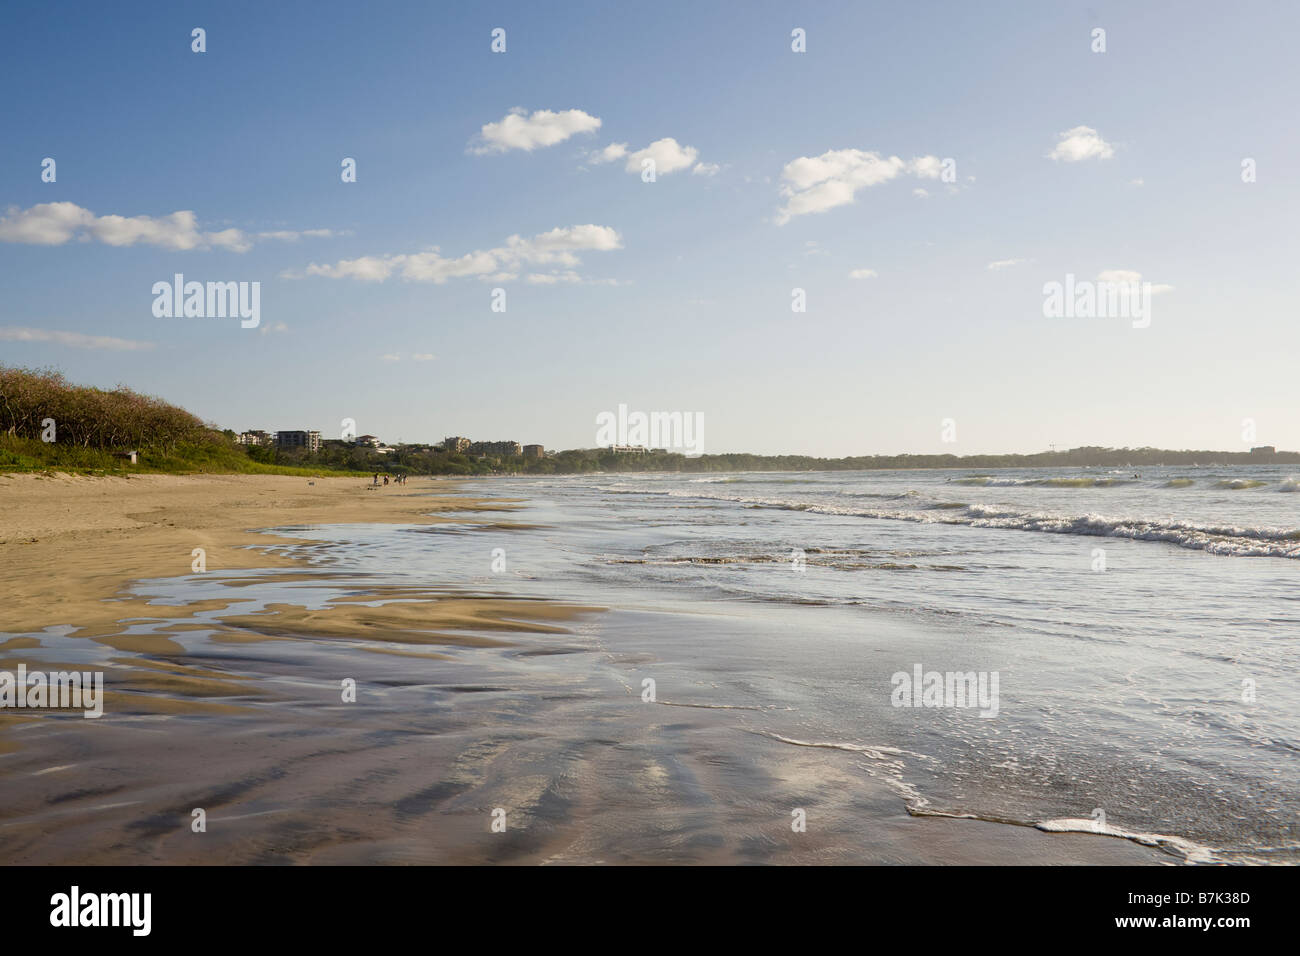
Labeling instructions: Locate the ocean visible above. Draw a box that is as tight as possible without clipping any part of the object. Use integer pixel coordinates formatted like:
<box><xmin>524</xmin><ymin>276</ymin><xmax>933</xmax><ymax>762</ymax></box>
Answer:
<box><xmin>398</xmin><ymin>465</ymin><xmax>1300</xmax><ymax>863</ymax></box>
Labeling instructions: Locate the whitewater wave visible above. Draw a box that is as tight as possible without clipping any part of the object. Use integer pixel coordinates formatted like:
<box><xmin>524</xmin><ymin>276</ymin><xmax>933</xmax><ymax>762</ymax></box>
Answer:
<box><xmin>607</xmin><ymin>488</ymin><xmax>1300</xmax><ymax>558</ymax></box>
<box><xmin>909</xmin><ymin>808</ymin><xmax>1222</xmax><ymax>863</ymax></box>
<box><xmin>952</xmin><ymin>476</ymin><xmax>1133</xmax><ymax>488</ymax></box>
<box><xmin>1033</xmin><ymin>817</ymin><xmax>1220</xmax><ymax>864</ymax></box>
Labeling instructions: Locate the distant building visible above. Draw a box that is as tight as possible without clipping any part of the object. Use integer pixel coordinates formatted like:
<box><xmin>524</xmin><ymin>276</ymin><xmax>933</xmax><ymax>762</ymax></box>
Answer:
<box><xmin>469</xmin><ymin>440</ymin><xmax>522</xmax><ymax>457</ymax></box>
<box><xmin>523</xmin><ymin>444</ymin><xmax>544</xmax><ymax>459</ymax></box>
<box><xmin>354</xmin><ymin>434</ymin><xmax>382</xmax><ymax>448</ymax></box>
<box><xmin>443</xmin><ymin>436</ymin><xmax>471</xmax><ymax>454</ymax></box>
<box><xmin>1250</xmin><ymin>446</ymin><xmax>1276</xmax><ymax>457</ymax></box>
<box><xmin>236</xmin><ymin>430</ymin><xmax>272</xmax><ymax>446</ymax></box>
<box><xmin>274</xmin><ymin>430</ymin><xmax>321</xmax><ymax>453</ymax></box>
<box><xmin>610</xmin><ymin>444</ymin><xmax>648</xmax><ymax>454</ymax></box>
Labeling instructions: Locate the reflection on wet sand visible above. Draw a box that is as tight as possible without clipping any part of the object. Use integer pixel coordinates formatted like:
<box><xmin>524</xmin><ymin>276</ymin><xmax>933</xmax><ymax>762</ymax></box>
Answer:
<box><xmin>0</xmin><ymin>474</ymin><xmax>1169</xmax><ymax>864</ymax></box>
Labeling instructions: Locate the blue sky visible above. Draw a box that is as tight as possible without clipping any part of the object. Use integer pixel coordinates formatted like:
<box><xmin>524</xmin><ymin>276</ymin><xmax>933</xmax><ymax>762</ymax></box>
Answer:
<box><xmin>2</xmin><ymin>0</ymin><xmax>1298</xmax><ymax>456</ymax></box>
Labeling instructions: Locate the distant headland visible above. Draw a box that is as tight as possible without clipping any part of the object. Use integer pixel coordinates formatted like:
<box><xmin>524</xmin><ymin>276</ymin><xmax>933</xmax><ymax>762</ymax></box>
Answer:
<box><xmin>2</xmin><ymin>366</ymin><xmax>1296</xmax><ymax>476</ymax></box>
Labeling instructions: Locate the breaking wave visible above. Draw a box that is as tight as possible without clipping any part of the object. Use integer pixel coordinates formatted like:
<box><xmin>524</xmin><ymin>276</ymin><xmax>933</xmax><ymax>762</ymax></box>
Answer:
<box><xmin>608</xmin><ymin>487</ymin><xmax>1300</xmax><ymax>558</ymax></box>
<box><xmin>951</xmin><ymin>476</ymin><xmax>1133</xmax><ymax>488</ymax></box>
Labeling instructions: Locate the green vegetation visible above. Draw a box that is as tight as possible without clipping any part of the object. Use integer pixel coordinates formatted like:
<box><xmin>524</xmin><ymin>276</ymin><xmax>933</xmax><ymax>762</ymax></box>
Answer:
<box><xmin>3</xmin><ymin>366</ymin><xmax>1295</xmax><ymax>477</ymax></box>
<box><xmin>506</xmin><ymin>445</ymin><xmax>1300</xmax><ymax>474</ymax></box>
<box><xmin>251</xmin><ymin>442</ymin><xmax>1300</xmax><ymax>476</ymax></box>
<box><xmin>0</xmin><ymin>366</ymin><xmax>347</xmax><ymax>476</ymax></box>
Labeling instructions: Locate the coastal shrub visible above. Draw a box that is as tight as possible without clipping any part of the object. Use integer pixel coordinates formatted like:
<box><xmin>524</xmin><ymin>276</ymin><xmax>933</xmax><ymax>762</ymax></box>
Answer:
<box><xmin>0</xmin><ymin>366</ymin><xmax>213</xmax><ymax>452</ymax></box>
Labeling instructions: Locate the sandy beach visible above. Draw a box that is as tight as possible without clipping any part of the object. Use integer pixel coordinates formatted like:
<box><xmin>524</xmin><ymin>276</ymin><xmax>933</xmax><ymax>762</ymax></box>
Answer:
<box><xmin>0</xmin><ymin>472</ymin><xmax>541</xmax><ymax>635</ymax></box>
<box><xmin>0</xmin><ymin>472</ymin><xmax>598</xmax><ymax>748</ymax></box>
<box><xmin>0</xmin><ymin>471</ymin><xmax>1186</xmax><ymax>865</ymax></box>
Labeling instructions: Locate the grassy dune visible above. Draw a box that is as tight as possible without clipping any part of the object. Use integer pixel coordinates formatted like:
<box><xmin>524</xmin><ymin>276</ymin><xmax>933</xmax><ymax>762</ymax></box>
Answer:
<box><xmin>0</xmin><ymin>366</ymin><xmax>349</xmax><ymax>477</ymax></box>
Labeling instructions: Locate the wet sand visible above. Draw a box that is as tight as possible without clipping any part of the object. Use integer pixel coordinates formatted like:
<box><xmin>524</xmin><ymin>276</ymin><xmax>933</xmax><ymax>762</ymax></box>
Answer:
<box><xmin>0</xmin><ymin>472</ymin><xmax>1169</xmax><ymax>864</ymax></box>
<box><xmin>0</xmin><ymin>472</ymin><xmax>524</xmax><ymax>636</ymax></box>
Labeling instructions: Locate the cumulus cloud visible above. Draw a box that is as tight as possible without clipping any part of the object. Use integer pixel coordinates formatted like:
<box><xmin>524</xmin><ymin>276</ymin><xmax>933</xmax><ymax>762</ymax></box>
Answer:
<box><xmin>591</xmin><ymin>143</ymin><xmax>628</xmax><ymax>163</ymax></box>
<box><xmin>297</xmin><ymin>224</ymin><xmax>622</xmax><ymax>284</ymax></box>
<box><xmin>0</xmin><ymin>326</ymin><xmax>155</xmax><ymax>351</ymax></box>
<box><xmin>0</xmin><ymin>202</ymin><xmax>331</xmax><ymax>252</ymax></box>
<box><xmin>471</xmin><ymin>108</ymin><xmax>602</xmax><ymax>154</ymax></box>
<box><xmin>775</xmin><ymin>149</ymin><xmax>945</xmax><ymax>224</ymax></box>
<box><xmin>910</xmin><ymin>156</ymin><xmax>945</xmax><ymax>179</ymax></box>
<box><xmin>848</xmin><ymin>268</ymin><xmax>878</xmax><ymax>279</ymax></box>
<box><xmin>1048</xmin><ymin>126</ymin><xmax>1115</xmax><ymax>162</ymax></box>
<box><xmin>593</xmin><ymin>137</ymin><xmax>702</xmax><ymax>176</ymax></box>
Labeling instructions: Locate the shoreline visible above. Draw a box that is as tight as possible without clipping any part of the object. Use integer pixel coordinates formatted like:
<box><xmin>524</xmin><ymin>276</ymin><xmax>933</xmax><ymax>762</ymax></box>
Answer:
<box><xmin>0</xmin><ymin>472</ymin><xmax>529</xmax><ymax>636</ymax></box>
<box><xmin>0</xmin><ymin>471</ymin><xmax>1178</xmax><ymax>864</ymax></box>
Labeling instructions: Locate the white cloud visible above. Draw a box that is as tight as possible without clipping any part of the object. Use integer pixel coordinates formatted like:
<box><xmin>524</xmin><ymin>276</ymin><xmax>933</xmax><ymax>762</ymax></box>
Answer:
<box><xmin>258</xmin><ymin>321</ymin><xmax>289</xmax><ymax>336</ymax></box>
<box><xmin>411</xmin><ymin>353</ymin><xmax>435</xmax><ymax>361</ymax></box>
<box><xmin>526</xmin><ymin>271</ymin><xmax>582</xmax><ymax>284</ymax></box>
<box><xmin>910</xmin><ymin>156</ymin><xmax>944</xmax><ymax>179</ymax></box>
<box><xmin>0</xmin><ymin>326</ymin><xmax>155</xmax><ymax>351</ymax></box>
<box><xmin>593</xmin><ymin>137</ymin><xmax>702</xmax><ymax>176</ymax></box>
<box><xmin>1129</xmin><ymin>178</ymin><xmax>1144</xmax><ymax>186</ymax></box>
<box><xmin>299</xmin><ymin>224</ymin><xmax>622</xmax><ymax>284</ymax></box>
<box><xmin>692</xmin><ymin>162</ymin><xmax>720</xmax><ymax>176</ymax></box>
<box><xmin>257</xmin><ymin>229</ymin><xmax>338</xmax><ymax>242</ymax></box>
<box><xmin>775</xmin><ymin>149</ymin><xmax>945</xmax><ymax>224</ymax></box>
<box><xmin>591</xmin><ymin>143</ymin><xmax>628</xmax><ymax>163</ymax></box>
<box><xmin>987</xmin><ymin>258</ymin><xmax>1028</xmax><ymax>270</ymax></box>
<box><xmin>381</xmin><ymin>353</ymin><xmax>401</xmax><ymax>361</ymax></box>
<box><xmin>1098</xmin><ymin>270</ymin><xmax>1173</xmax><ymax>294</ymax></box>
<box><xmin>912</xmin><ymin>188</ymin><xmax>930</xmax><ymax>199</ymax></box>
<box><xmin>471</xmin><ymin>108</ymin><xmax>601</xmax><ymax>154</ymax></box>
<box><xmin>1048</xmin><ymin>126</ymin><xmax>1115</xmax><ymax>162</ymax></box>
<box><xmin>0</xmin><ymin>202</ymin><xmax>331</xmax><ymax>252</ymax></box>
<box><xmin>625</xmin><ymin>137</ymin><xmax>699</xmax><ymax>175</ymax></box>
<box><xmin>848</xmin><ymin>268</ymin><xmax>878</xmax><ymax>279</ymax></box>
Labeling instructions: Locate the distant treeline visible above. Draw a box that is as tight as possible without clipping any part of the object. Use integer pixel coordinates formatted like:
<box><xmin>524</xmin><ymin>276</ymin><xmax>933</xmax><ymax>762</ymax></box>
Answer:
<box><xmin>260</xmin><ymin>442</ymin><xmax>1300</xmax><ymax>476</ymax></box>
<box><xmin>3</xmin><ymin>365</ymin><xmax>1295</xmax><ymax>476</ymax></box>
